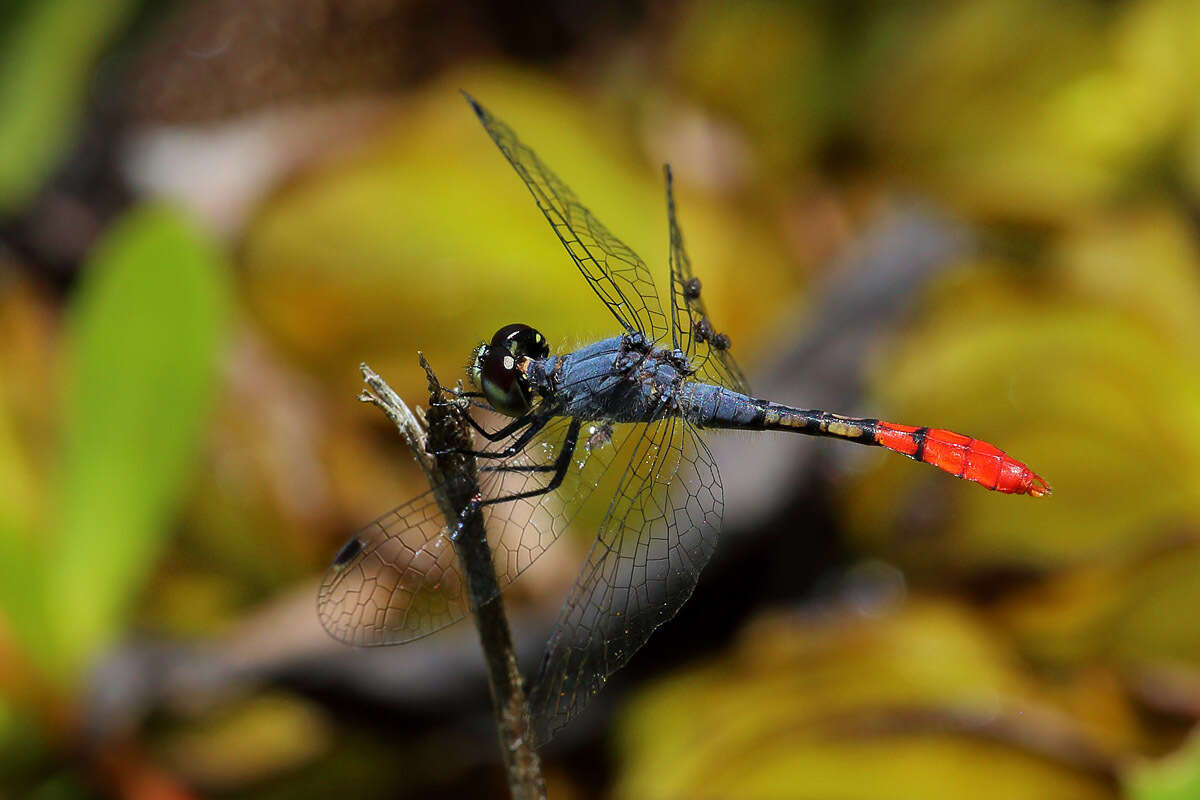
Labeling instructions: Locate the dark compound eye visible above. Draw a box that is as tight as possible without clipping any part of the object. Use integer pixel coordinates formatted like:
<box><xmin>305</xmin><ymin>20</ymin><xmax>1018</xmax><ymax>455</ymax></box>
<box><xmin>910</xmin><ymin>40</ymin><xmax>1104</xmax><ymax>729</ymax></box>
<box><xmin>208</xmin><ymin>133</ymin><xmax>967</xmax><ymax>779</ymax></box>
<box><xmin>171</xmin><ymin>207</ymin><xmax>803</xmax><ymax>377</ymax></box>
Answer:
<box><xmin>489</xmin><ymin>322</ymin><xmax>548</xmax><ymax>360</ymax></box>
<box><xmin>478</xmin><ymin>323</ymin><xmax>548</xmax><ymax>417</ymax></box>
<box><xmin>331</xmin><ymin>537</ymin><xmax>363</xmax><ymax>568</ymax></box>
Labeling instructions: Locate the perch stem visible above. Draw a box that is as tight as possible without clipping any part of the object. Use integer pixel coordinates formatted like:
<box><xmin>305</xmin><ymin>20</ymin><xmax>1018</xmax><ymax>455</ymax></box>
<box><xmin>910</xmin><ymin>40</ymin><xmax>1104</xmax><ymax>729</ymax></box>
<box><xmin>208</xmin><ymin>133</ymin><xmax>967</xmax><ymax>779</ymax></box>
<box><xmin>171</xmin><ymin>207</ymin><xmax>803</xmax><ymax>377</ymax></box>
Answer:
<box><xmin>359</xmin><ymin>361</ymin><xmax>545</xmax><ymax>800</ymax></box>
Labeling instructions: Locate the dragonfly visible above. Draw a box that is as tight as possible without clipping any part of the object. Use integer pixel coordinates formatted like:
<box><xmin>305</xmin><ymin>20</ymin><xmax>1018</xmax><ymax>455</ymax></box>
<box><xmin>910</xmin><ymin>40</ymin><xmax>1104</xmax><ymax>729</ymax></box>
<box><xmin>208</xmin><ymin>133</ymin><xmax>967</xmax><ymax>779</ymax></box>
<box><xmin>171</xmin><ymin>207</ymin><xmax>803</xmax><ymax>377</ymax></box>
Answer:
<box><xmin>317</xmin><ymin>93</ymin><xmax>1051</xmax><ymax>745</ymax></box>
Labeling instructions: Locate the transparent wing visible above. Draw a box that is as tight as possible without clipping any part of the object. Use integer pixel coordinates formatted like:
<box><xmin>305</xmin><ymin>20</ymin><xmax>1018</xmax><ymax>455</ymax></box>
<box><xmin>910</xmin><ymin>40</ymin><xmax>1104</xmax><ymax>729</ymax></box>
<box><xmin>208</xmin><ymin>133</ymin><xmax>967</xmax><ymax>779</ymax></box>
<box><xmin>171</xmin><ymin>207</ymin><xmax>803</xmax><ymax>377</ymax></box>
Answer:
<box><xmin>465</xmin><ymin>93</ymin><xmax>669</xmax><ymax>343</ymax></box>
<box><xmin>317</xmin><ymin>413</ymin><xmax>635</xmax><ymax>646</ymax></box>
<box><xmin>528</xmin><ymin>416</ymin><xmax>723</xmax><ymax>744</ymax></box>
<box><xmin>665</xmin><ymin>165</ymin><xmax>750</xmax><ymax>394</ymax></box>
<box><xmin>317</xmin><ymin>487</ymin><xmax>466</xmax><ymax>645</ymax></box>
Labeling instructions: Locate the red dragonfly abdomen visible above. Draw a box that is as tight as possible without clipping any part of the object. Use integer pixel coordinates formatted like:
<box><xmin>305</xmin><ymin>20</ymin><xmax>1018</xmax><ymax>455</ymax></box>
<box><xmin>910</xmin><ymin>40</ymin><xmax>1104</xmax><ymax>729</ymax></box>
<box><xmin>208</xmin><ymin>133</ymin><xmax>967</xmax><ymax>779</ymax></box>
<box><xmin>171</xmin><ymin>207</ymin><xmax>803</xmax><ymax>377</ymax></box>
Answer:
<box><xmin>687</xmin><ymin>389</ymin><xmax>1050</xmax><ymax>497</ymax></box>
<box><xmin>873</xmin><ymin>422</ymin><xmax>1050</xmax><ymax>496</ymax></box>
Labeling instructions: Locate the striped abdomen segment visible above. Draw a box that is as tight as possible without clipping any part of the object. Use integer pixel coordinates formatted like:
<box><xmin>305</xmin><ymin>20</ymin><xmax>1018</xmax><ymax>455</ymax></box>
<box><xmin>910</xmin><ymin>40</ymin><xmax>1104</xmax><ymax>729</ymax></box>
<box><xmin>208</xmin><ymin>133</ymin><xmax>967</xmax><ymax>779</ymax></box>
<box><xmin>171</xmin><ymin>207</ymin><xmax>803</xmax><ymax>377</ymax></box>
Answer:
<box><xmin>682</xmin><ymin>387</ymin><xmax>1050</xmax><ymax>496</ymax></box>
<box><xmin>743</xmin><ymin>403</ymin><xmax>1049</xmax><ymax>496</ymax></box>
<box><xmin>872</xmin><ymin>422</ymin><xmax>1050</xmax><ymax>497</ymax></box>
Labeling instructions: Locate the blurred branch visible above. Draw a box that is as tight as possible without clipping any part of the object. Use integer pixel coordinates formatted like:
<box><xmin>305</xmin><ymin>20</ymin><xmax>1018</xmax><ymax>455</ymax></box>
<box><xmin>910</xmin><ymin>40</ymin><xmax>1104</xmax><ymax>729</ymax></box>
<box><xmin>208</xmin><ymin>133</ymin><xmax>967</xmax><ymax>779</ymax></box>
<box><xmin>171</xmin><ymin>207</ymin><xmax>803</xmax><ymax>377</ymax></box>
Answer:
<box><xmin>359</xmin><ymin>361</ymin><xmax>545</xmax><ymax>800</ymax></box>
<box><xmin>1125</xmin><ymin>664</ymin><xmax>1200</xmax><ymax>721</ymax></box>
<box><xmin>717</xmin><ymin>202</ymin><xmax>973</xmax><ymax>532</ymax></box>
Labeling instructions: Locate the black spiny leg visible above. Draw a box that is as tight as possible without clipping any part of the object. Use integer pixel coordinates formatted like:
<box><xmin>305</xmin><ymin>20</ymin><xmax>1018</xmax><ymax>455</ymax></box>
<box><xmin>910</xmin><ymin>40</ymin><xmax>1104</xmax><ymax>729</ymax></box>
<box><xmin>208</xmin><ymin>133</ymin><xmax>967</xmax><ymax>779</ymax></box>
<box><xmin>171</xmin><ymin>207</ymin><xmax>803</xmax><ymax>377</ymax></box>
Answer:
<box><xmin>435</xmin><ymin>385</ymin><xmax>529</xmax><ymax>443</ymax></box>
<box><xmin>454</xmin><ymin>410</ymin><xmax>556</xmax><ymax>460</ymax></box>
<box><xmin>464</xmin><ymin>409</ymin><xmax>539</xmax><ymax>443</ymax></box>
<box><xmin>478</xmin><ymin>418</ymin><xmax>582</xmax><ymax>506</ymax></box>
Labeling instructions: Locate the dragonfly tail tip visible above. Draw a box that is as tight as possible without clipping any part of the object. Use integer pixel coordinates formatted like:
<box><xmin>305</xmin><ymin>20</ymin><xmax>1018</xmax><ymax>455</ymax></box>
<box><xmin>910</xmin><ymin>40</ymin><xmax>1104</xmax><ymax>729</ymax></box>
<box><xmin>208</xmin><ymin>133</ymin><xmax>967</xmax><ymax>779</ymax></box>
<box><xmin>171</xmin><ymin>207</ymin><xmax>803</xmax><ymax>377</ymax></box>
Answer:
<box><xmin>1028</xmin><ymin>475</ymin><xmax>1052</xmax><ymax>497</ymax></box>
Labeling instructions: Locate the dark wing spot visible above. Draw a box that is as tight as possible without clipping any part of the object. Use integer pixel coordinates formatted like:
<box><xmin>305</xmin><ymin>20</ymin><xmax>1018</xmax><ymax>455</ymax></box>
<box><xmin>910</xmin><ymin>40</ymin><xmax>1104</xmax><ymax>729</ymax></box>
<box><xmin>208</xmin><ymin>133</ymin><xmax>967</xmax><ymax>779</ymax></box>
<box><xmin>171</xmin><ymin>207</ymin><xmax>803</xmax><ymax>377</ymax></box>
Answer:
<box><xmin>683</xmin><ymin>277</ymin><xmax>702</xmax><ymax>300</ymax></box>
<box><xmin>331</xmin><ymin>537</ymin><xmax>364</xmax><ymax>568</ymax></box>
<box><xmin>694</xmin><ymin>317</ymin><xmax>713</xmax><ymax>342</ymax></box>
<box><xmin>712</xmin><ymin>332</ymin><xmax>731</xmax><ymax>351</ymax></box>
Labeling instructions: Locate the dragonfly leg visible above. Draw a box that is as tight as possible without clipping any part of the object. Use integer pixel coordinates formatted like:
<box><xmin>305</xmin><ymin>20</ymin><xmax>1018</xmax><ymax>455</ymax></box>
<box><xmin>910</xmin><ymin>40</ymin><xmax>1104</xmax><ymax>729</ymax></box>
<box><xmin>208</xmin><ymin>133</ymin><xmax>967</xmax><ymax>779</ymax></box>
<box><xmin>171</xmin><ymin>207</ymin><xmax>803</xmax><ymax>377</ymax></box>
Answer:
<box><xmin>431</xmin><ymin>384</ymin><xmax>492</xmax><ymax>415</ymax></box>
<box><xmin>446</xmin><ymin>411</ymin><xmax>554</xmax><ymax>460</ymax></box>
<box><xmin>434</xmin><ymin>383</ymin><xmax>485</xmax><ymax>401</ymax></box>
<box><xmin>477</xmin><ymin>418</ymin><xmax>582</xmax><ymax>506</ymax></box>
<box><xmin>462</xmin><ymin>398</ymin><xmax>495</xmax><ymax>414</ymax></box>
<box><xmin>462</xmin><ymin>410</ymin><xmax>532</xmax><ymax>442</ymax></box>
<box><xmin>425</xmin><ymin>409</ymin><xmax>542</xmax><ymax>458</ymax></box>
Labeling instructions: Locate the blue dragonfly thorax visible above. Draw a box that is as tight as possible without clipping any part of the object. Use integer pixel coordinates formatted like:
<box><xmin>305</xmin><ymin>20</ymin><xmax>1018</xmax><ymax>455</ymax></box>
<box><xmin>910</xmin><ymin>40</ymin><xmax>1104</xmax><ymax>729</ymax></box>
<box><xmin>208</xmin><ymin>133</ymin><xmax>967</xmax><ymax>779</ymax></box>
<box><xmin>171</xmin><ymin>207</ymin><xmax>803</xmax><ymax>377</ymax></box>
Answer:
<box><xmin>526</xmin><ymin>334</ymin><xmax>694</xmax><ymax>424</ymax></box>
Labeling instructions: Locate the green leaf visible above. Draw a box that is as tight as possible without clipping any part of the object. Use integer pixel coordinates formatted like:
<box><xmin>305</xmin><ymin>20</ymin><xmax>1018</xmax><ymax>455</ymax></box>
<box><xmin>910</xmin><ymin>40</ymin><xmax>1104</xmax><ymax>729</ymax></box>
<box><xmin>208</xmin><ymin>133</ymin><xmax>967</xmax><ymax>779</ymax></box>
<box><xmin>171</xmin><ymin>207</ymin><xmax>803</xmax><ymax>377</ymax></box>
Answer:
<box><xmin>0</xmin><ymin>519</ymin><xmax>46</xmax><ymax>673</ymax></box>
<box><xmin>0</xmin><ymin>0</ymin><xmax>136</xmax><ymax>213</ymax></box>
<box><xmin>46</xmin><ymin>205</ymin><xmax>228</xmax><ymax>680</ymax></box>
<box><xmin>0</xmin><ymin>383</ymin><xmax>46</xmax><ymax>658</ymax></box>
<box><xmin>1127</xmin><ymin>727</ymin><xmax>1200</xmax><ymax>800</ymax></box>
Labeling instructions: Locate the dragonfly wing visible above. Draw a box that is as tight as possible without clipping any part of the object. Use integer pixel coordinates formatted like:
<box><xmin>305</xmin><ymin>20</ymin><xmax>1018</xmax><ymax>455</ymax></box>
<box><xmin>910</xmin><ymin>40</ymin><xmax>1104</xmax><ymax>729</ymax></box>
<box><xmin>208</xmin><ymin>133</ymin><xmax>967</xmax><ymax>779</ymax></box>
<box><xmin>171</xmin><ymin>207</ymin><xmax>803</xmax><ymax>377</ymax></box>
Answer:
<box><xmin>665</xmin><ymin>165</ymin><xmax>750</xmax><ymax>394</ymax></box>
<box><xmin>529</xmin><ymin>416</ymin><xmax>722</xmax><ymax>743</ymax></box>
<box><xmin>317</xmin><ymin>489</ymin><xmax>467</xmax><ymax>646</ymax></box>
<box><xmin>465</xmin><ymin>93</ymin><xmax>669</xmax><ymax>343</ymax></box>
<box><xmin>480</xmin><ymin>413</ymin><xmax>629</xmax><ymax>590</ymax></box>
<box><xmin>317</xmin><ymin>413</ymin><xmax>630</xmax><ymax>646</ymax></box>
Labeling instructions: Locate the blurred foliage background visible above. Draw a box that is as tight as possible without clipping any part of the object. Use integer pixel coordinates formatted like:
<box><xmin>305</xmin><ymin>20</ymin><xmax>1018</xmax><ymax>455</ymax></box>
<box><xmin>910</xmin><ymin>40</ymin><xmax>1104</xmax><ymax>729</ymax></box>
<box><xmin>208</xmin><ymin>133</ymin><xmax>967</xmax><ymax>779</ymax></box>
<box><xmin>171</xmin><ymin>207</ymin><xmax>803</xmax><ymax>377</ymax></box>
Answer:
<box><xmin>3</xmin><ymin>0</ymin><xmax>1200</xmax><ymax>797</ymax></box>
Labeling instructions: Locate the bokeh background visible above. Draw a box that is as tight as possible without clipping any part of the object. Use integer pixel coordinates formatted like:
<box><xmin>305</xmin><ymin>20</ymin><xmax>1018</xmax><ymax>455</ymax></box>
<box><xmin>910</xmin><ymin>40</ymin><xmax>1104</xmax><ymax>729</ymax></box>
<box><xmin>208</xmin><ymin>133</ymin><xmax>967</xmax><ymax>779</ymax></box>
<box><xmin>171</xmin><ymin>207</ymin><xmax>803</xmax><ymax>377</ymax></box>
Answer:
<box><xmin>3</xmin><ymin>0</ymin><xmax>1200</xmax><ymax>797</ymax></box>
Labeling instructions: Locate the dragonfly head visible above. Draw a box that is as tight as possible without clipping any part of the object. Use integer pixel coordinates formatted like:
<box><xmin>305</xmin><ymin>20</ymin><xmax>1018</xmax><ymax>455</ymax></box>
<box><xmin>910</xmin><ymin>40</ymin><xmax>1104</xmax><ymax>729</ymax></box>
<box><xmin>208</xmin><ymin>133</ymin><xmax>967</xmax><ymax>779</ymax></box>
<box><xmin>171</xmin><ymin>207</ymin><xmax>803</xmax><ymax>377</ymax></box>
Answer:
<box><xmin>468</xmin><ymin>323</ymin><xmax>550</xmax><ymax>417</ymax></box>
